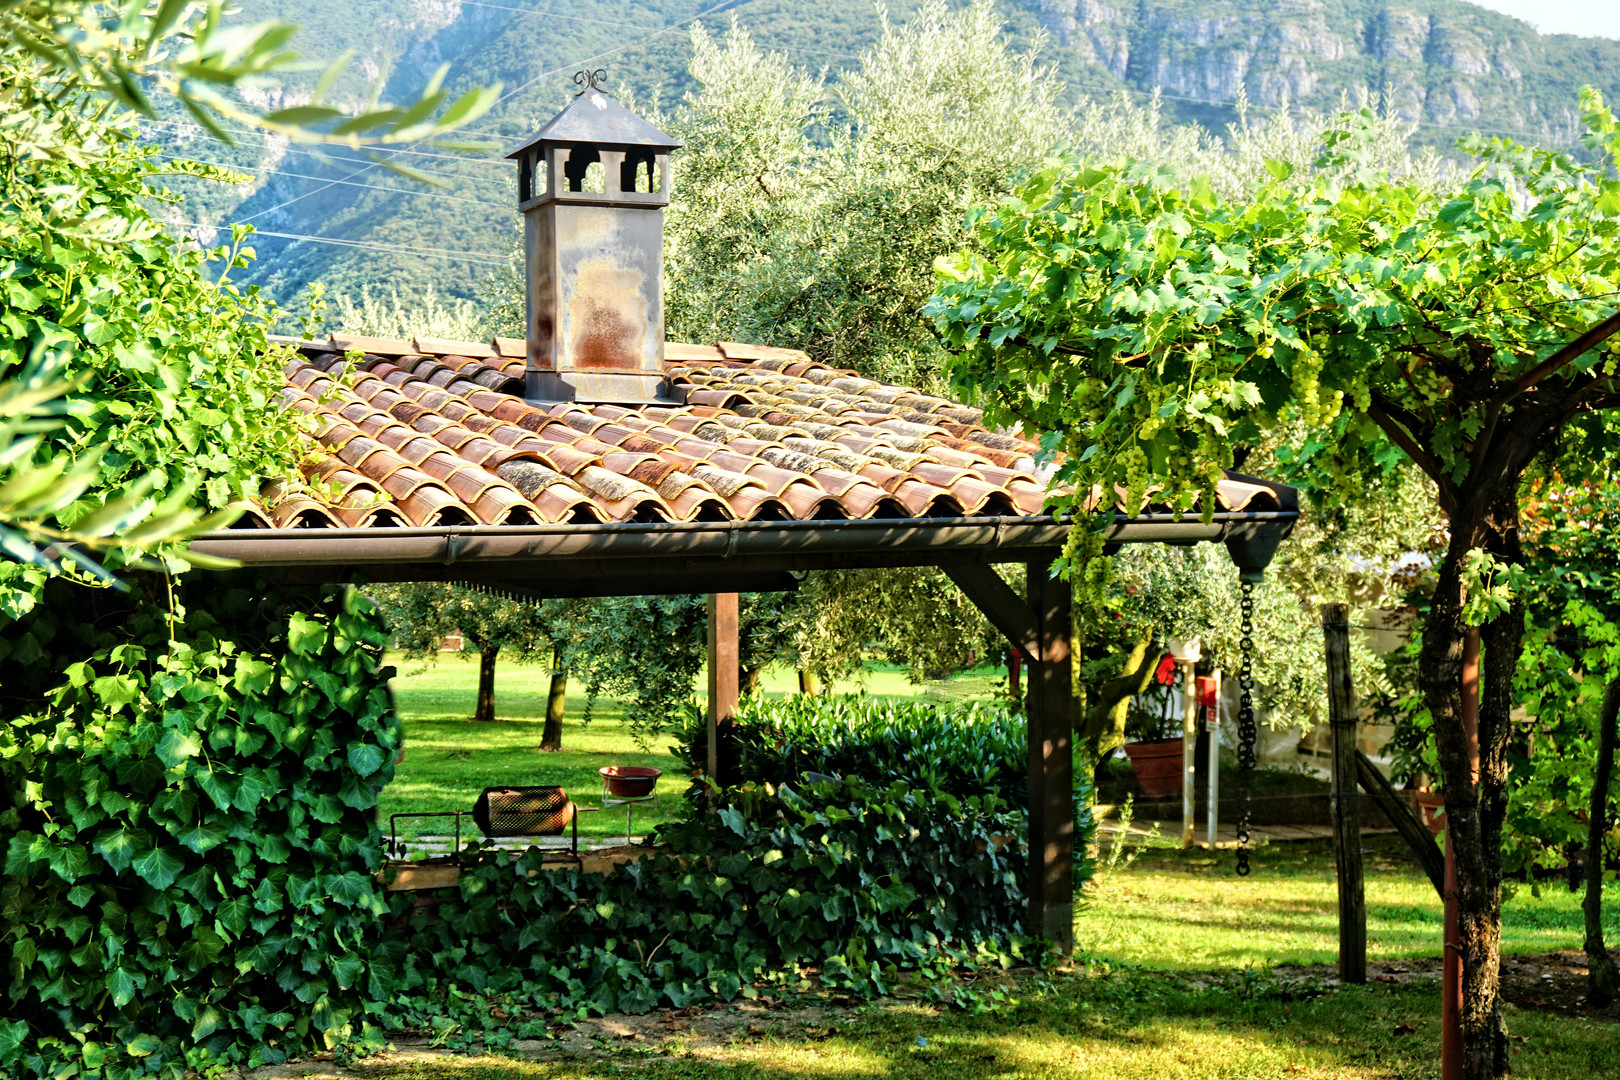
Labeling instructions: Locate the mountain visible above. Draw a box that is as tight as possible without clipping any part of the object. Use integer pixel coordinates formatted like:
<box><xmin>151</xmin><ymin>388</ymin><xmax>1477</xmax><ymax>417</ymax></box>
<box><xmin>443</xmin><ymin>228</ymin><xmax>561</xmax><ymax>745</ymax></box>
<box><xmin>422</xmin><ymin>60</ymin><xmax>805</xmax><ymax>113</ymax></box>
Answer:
<box><xmin>145</xmin><ymin>1</ymin><xmax>1620</xmax><ymax>321</ymax></box>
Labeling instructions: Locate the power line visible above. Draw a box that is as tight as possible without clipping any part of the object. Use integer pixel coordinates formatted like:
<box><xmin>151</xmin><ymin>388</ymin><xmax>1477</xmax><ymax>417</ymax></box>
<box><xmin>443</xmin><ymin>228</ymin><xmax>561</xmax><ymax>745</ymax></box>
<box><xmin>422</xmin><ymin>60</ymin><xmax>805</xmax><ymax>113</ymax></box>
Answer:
<box><xmin>1064</xmin><ymin>79</ymin><xmax>1586</xmax><ymax>147</ymax></box>
<box><xmin>162</xmin><ymin>156</ymin><xmax>509</xmax><ymax>207</ymax></box>
<box><xmin>139</xmin><ymin>115</ymin><xmax>509</xmax><ymax>174</ymax></box>
<box><xmin>165</xmin><ymin>221</ymin><xmax>508</xmax><ymax>266</ymax></box>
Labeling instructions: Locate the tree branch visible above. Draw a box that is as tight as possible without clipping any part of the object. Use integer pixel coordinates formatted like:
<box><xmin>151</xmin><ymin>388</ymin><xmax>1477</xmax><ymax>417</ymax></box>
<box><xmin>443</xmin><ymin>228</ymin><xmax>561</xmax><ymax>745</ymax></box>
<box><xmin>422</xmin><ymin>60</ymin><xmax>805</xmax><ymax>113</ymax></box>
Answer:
<box><xmin>1502</xmin><ymin>309</ymin><xmax>1620</xmax><ymax>402</ymax></box>
<box><xmin>1367</xmin><ymin>392</ymin><xmax>1445</xmax><ymax>481</ymax></box>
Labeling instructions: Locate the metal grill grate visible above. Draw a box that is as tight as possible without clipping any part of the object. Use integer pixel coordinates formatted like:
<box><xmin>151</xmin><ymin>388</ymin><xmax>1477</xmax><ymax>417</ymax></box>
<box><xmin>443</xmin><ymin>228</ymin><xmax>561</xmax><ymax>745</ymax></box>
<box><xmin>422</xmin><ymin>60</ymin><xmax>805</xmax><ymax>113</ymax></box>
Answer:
<box><xmin>473</xmin><ymin>786</ymin><xmax>576</xmax><ymax>837</ymax></box>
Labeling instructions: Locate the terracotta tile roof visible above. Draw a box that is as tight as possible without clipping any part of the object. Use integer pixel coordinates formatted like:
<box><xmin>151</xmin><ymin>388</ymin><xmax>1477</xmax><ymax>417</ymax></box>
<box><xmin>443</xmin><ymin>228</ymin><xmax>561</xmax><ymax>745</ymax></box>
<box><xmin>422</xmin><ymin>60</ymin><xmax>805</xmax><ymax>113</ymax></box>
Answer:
<box><xmin>238</xmin><ymin>336</ymin><xmax>1283</xmax><ymax>531</ymax></box>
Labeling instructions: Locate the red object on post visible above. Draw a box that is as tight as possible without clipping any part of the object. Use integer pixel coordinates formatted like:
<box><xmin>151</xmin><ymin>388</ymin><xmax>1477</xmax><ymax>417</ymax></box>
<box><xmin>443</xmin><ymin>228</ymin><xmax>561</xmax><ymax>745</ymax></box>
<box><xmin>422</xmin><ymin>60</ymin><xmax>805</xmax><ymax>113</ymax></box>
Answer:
<box><xmin>1197</xmin><ymin>674</ymin><xmax>1220</xmax><ymax>726</ymax></box>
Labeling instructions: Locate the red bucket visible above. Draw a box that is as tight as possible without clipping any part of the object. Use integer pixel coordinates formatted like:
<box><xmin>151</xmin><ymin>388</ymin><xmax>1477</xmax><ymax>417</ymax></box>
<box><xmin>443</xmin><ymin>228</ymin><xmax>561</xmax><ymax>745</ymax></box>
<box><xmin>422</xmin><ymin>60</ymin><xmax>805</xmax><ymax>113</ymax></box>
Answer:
<box><xmin>600</xmin><ymin>766</ymin><xmax>661</xmax><ymax>799</ymax></box>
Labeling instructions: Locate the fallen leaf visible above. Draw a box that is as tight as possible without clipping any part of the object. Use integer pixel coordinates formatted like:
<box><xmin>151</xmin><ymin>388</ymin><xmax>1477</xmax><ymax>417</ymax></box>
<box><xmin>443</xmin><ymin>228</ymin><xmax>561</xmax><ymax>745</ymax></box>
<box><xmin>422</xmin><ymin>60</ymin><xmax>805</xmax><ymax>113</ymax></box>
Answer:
<box><xmin>1393</xmin><ymin>1024</ymin><xmax>1415</xmax><ymax>1036</ymax></box>
<box><xmin>1374</xmin><ymin>975</ymin><xmax>1400</xmax><ymax>983</ymax></box>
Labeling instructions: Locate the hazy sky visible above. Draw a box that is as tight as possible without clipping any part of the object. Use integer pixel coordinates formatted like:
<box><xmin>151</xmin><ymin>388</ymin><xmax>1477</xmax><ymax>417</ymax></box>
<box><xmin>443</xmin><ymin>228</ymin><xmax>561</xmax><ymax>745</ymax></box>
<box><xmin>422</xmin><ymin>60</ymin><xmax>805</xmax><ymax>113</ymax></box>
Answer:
<box><xmin>1464</xmin><ymin>0</ymin><xmax>1620</xmax><ymax>39</ymax></box>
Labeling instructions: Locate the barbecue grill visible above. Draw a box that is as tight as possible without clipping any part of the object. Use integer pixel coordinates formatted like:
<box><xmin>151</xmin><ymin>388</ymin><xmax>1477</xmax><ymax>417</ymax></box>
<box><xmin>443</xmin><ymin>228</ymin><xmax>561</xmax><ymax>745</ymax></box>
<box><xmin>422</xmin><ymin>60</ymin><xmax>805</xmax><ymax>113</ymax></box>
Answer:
<box><xmin>389</xmin><ymin>785</ymin><xmax>598</xmax><ymax>859</ymax></box>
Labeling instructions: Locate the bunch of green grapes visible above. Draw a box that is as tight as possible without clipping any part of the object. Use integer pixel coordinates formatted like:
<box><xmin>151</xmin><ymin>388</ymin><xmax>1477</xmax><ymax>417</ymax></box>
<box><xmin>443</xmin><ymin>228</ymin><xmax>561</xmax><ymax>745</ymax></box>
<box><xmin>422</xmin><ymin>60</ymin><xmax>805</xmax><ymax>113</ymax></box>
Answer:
<box><xmin>1120</xmin><ymin>442</ymin><xmax>1151</xmax><ymax>516</ymax></box>
<box><xmin>1291</xmin><ymin>346</ymin><xmax>1325</xmax><ymax>428</ymax></box>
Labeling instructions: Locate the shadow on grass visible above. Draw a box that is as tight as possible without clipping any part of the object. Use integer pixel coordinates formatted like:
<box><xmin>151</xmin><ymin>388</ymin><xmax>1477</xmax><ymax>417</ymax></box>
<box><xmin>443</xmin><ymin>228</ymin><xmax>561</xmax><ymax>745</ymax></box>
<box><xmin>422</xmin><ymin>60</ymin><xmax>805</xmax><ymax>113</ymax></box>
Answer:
<box><xmin>330</xmin><ymin>975</ymin><xmax>1614</xmax><ymax>1080</ymax></box>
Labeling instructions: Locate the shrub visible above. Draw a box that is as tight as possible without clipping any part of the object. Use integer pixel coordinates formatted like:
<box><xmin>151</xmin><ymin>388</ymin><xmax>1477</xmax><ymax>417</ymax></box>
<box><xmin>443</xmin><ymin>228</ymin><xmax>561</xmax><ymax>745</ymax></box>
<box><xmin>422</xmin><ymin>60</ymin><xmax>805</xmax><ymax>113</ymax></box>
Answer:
<box><xmin>673</xmin><ymin>696</ymin><xmax>1095</xmax><ymax>878</ymax></box>
<box><xmin>0</xmin><ymin>575</ymin><xmax>398</xmax><ymax>1079</ymax></box>
<box><xmin>376</xmin><ymin>775</ymin><xmax>1031</xmax><ymax>1038</ymax></box>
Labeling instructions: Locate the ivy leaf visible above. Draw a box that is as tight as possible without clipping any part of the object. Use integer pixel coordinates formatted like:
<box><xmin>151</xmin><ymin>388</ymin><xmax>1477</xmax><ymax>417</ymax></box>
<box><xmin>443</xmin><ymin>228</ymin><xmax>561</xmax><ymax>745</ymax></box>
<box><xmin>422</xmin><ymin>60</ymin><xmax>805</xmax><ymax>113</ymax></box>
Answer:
<box><xmin>91</xmin><ymin>674</ymin><xmax>141</xmax><ymax>714</ymax></box>
<box><xmin>131</xmin><ymin>845</ymin><xmax>185</xmax><ymax>890</ymax></box>
<box><xmin>180</xmin><ymin>925</ymin><xmax>226</xmax><ymax>970</ymax></box>
<box><xmin>286</xmin><ymin>614</ymin><xmax>327</xmax><ymax>655</ymax></box>
<box><xmin>155</xmin><ymin>728</ymin><xmax>202</xmax><ymax>768</ymax></box>
<box><xmin>192</xmin><ymin>1004</ymin><xmax>223</xmax><ymax>1040</ymax></box>
<box><xmin>346</xmin><ymin>743</ymin><xmax>385</xmax><ymax>778</ymax></box>
<box><xmin>124</xmin><ymin>1033</ymin><xmax>161</xmax><ymax>1057</ymax></box>
<box><xmin>216</xmin><ymin>895</ymin><xmax>251</xmax><ymax>935</ymax></box>
<box><xmin>0</xmin><ymin>1020</ymin><xmax>27</xmax><ymax>1064</ymax></box>
<box><xmin>173</xmin><ymin>822</ymin><xmax>227</xmax><ymax>855</ymax></box>
<box><xmin>92</xmin><ymin>825</ymin><xmax>148</xmax><ymax>874</ymax></box>
<box><xmin>106</xmin><ymin>967</ymin><xmax>142</xmax><ymax>1008</ymax></box>
<box><xmin>4</xmin><ymin>832</ymin><xmax>39</xmax><ymax>875</ymax></box>
<box><xmin>47</xmin><ymin>843</ymin><xmax>92</xmax><ymax>882</ymax></box>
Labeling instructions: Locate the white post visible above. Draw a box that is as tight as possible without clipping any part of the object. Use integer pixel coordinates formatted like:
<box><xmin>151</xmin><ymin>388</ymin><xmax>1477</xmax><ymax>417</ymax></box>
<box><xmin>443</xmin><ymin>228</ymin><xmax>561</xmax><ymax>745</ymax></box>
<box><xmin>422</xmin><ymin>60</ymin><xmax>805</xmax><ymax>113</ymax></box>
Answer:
<box><xmin>1181</xmin><ymin>659</ymin><xmax>1198</xmax><ymax>847</ymax></box>
<box><xmin>1206</xmin><ymin>670</ymin><xmax>1222</xmax><ymax>850</ymax></box>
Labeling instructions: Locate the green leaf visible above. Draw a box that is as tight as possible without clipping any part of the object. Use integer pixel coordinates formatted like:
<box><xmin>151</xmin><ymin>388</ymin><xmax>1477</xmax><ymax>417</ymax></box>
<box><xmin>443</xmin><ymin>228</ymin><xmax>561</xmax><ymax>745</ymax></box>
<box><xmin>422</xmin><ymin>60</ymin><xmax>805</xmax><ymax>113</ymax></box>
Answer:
<box><xmin>124</xmin><ymin>1032</ymin><xmax>161</xmax><ymax>1057</ymax></box>
<box><xmin>216</xmin><ymin>895</ymin><xmax>251</xmax><ymax>934</ymax></box>
<box><xmin>106</xmin><ymin>967</ymin><xmax>141</xmax><ymax>1008</ymax></box>
<box><xmin>173</xmin><ymin>821</ymin><xmax>227</xmax><ymax>854</ymax></box>
<box><xmin>155</xmin><ymin>728</ymin><xmax>202</xmax><ymax>767</ymax></box>
<box><xmin>286</xmin><ymin>613</ymin><xmax>327</xmax><ymax>655</ymax></box>
<box><xmin>131</xmin><ymin>845</ymin><xmax>185</xmax><ymax>890</ymax></box>
<box><xmin>346</xmin><ymin>743</ymin><xmax>385</xmax><ymax>777</ymax></box>
<box><xmin>0</xmin><ymin>1020</ymin><xmax>28</xmax><ymax>1064</ymax></box>
<box><xmin>92</xmin><ymin>826</ymin><xmax>147</xmax><ymax>874</ymax></box>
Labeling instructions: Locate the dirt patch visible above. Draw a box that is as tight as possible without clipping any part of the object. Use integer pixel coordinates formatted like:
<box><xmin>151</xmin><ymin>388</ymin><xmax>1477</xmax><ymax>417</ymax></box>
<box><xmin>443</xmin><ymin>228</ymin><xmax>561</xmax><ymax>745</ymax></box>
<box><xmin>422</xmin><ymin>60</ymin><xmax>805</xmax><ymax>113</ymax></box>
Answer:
<box><xmin>232</xmin><ymin>953</ymin><xmax>1616</xmax><ymax>1077</ymax></box>
<box><xmin>1269</xmin><ymin>948</ymin><xmax>1620</xmax><ymax>1021</ymax></box>
<box><xmin>234</xmin><ymin>993</ymin><xmax>874</xmax><ymax>1078</ymax></box>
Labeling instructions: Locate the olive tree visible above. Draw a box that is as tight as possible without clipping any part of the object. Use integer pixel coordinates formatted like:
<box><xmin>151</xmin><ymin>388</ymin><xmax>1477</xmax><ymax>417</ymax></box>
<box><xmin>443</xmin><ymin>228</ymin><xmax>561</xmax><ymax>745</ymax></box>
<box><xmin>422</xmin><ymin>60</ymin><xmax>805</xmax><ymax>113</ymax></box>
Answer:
<box><xmin>367</xmin><ymin>583</ymin><xmax>572</xmax><ymax>741</ymax></box>
<box><xmin>928</xmin><ymin>91</ymin><xmax>1620</xmax><ymax>1079</ymax></box>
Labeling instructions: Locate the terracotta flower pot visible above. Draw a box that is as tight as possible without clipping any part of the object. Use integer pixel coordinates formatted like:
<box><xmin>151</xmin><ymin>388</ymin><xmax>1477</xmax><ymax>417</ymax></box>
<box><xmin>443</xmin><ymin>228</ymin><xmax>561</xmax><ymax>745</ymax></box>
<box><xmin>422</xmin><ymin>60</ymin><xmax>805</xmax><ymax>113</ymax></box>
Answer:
<box><xmin>1123</xmin><ymin>739</ymin><xmax>1183</xmax><ymax>799</ymax></box>
<box><xmin>600</xmin><ymin>766</ymin><xmax>661</xmax><ymax>799</ymax></box>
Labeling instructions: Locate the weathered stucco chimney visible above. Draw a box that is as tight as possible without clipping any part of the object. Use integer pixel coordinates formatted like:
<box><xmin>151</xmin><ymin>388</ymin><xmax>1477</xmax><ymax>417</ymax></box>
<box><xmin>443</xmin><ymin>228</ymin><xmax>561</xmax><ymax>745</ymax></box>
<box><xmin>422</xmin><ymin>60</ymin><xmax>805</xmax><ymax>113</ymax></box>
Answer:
<box><xmin>506</xmin><ymin>71</ymin><xmax>681</xmax><ymax>403</ymax></box>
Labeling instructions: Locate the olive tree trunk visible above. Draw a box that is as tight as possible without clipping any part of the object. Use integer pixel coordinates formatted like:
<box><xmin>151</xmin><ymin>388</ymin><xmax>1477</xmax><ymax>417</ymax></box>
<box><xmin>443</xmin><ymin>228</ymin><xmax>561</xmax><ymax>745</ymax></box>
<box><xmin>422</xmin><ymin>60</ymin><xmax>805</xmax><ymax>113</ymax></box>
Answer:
<box><xmin>1418</xmin><ymin>487</ymin><xmax>1520</xmax><ymax>1080</ymax></box>
<box><xmin>1079</xmin><ymin>638</ymin><xmax>1159</xmax><ymax>791</ymax></box>
<box><xmin>1585</xmin><ymin>673</ymin><xmax>1620</xmax><ymax>1005</ymax></box>
<box><xmin>541</xmin><ymin>648</ymin><xmax>567</xmax><ymax>751</ymax></box>
<box><xmin>473</xmin><ymin>646</ymin><xmax>499</xmax><ymax>723</ymax></box>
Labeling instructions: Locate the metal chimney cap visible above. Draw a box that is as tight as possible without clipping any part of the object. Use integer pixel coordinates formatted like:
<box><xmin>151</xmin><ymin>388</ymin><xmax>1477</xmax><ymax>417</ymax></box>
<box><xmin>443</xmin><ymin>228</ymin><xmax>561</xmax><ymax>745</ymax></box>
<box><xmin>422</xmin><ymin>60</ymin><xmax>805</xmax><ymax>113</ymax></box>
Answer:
<box><xmin>505</xmin><ymin>89</ymin><xmax>681</xmax><ymax>160</ymax></box>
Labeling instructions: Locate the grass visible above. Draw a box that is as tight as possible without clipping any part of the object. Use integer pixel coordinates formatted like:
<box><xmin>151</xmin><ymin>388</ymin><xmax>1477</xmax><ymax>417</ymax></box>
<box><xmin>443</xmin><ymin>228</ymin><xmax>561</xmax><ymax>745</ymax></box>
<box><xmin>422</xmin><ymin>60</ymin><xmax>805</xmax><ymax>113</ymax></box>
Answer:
<box><xmin>378</xmin><ymin>653</ymin><xmax>1009</xmax><ymax>844</ymax></box>
<box><xmin>1080</xmin><ymin>833</ymin><xmax>1617</xmax><ymax>970</ymax></box>
<box><xmin>358</xmin><ymin>655</ymin><xmax>1618</xmax><ymax>1078</ymax></box>
<box><xmin>312</xmin><ymin>977</ymin><xmax>1616</xmax><ymax>1080</ymax></box>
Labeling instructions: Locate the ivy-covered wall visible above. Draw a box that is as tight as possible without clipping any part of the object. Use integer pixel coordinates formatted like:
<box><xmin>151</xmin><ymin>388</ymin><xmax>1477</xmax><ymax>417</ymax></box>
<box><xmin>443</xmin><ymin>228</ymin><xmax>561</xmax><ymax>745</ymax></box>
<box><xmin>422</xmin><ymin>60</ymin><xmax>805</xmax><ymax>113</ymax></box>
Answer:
<box><xmin>377</xmin><ymin>778</ymin><xmax>1031</xmax><ymax>1048</ymax></box>
<box><xmin>0</xmin><ymin>575</ymin><xmax>1042</xmax><ymax>1077</ymax></box>
<box><xmin>0</xmin><ymin>574</ymin><xmax>400</xmax><ymax>1079</ymax></box>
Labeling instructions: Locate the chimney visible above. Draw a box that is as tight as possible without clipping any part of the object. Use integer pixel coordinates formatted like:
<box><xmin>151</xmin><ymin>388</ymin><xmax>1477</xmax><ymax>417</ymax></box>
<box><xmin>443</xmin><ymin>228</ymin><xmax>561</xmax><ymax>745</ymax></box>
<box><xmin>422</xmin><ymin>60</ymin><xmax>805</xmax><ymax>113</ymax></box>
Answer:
<box><xmin>507</xmin><ymin>70</ymin><xmax>681</xmax><ymax>404</ymax></box>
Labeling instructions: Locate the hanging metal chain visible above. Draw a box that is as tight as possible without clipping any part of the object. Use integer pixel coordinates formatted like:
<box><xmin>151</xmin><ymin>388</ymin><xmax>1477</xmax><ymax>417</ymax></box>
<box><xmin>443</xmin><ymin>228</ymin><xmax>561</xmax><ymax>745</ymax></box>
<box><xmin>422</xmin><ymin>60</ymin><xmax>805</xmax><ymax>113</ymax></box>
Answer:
<box><xmin>1235</xmin><ymin>576</ymin><xmax>1258</xmax><ymax>877</ymax></box>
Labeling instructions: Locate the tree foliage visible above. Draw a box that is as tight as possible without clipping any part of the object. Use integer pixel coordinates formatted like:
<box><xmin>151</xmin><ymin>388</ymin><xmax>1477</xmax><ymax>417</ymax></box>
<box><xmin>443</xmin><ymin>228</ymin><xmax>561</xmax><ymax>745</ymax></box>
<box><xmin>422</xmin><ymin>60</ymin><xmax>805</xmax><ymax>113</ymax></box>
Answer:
<box><xmin>928</xmin><ymin>86</ymin><xmax>1620</xmax><ymax>1080</ymax></box>
<box><xmin>366</xmin><ymin>583</ymin><xmax>566</xmax><ymax>726</ymax></box>
<box><xmin>1</xmin><ymin>0</ymin><xmax>495</xmax><ymax>162</ymax></box>
<box><xmin>0</xmin><ymin>62</ymin><xmax>305</xmax><ymax>614</ymax></box>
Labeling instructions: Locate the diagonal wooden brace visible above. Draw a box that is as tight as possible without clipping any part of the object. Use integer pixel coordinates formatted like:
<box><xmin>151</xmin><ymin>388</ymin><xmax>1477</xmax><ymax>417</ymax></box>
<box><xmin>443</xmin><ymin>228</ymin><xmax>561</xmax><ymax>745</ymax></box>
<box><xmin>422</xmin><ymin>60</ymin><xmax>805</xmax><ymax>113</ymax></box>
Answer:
<box><xmin>943</xmin><ymin>563</ymin><xmax>1040</xmax><ymax>662</ymax></box>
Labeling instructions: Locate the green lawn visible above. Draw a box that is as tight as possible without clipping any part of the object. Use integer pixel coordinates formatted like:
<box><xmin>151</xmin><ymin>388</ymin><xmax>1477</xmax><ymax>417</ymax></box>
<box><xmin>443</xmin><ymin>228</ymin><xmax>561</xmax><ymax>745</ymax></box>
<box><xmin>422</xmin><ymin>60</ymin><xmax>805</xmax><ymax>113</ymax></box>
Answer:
<box><xmin>355</xmin><ymin>659</ymin><xmax>1619</xmax><ymax>1078</ymax></box>
<box><xmin>1079</xmin><ymin>834</ymin><xmax>1616</xmax><ymax>970</ymax></box>
<box><xmin>378</xmin><ymin>653</ymin><xmax>1008</xmax><ymax>844</ymax></box>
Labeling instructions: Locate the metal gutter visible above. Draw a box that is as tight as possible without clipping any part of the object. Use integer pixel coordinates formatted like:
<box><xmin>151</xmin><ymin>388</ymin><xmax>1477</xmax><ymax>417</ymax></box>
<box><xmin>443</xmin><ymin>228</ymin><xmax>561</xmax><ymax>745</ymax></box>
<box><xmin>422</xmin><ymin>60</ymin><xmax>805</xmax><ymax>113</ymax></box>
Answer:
<box><xmin>189</xmin><ymin>510</ymin><xmax>1300</xmax><ymax>569</ymax></box>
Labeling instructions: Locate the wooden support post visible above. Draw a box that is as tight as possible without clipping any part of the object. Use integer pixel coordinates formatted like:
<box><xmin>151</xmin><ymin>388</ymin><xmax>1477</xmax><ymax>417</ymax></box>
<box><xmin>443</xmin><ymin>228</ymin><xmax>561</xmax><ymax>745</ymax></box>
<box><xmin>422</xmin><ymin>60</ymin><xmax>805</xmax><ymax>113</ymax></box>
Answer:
<box><xmin>1026</xmin><ymin>559</ymin><xmax>1073</xmax><ymax>955</ymax></box>
<box><xmin>1322</xmin><ymin>603</ymin><xmax>1366</xmax><ymax>984</ymax></box>
<box><xmin>706</xmin><ymin>593</ymin><xmax>739</xmax><ymax>787</ymax></box>
<box><xmin>1442</xmin><ymin>629</ymin><xmax>1481</xmax><ymax>1080</ymax></box>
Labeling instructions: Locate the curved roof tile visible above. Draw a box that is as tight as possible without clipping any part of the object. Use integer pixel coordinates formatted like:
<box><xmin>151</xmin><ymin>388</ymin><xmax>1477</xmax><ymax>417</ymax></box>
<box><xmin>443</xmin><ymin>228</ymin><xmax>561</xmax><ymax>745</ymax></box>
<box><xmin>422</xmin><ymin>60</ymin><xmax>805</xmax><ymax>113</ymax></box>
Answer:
<box><xmin>246</xmin><ymin>337</ymin><xmax>1286</xmax><ymax>530</ymax></box>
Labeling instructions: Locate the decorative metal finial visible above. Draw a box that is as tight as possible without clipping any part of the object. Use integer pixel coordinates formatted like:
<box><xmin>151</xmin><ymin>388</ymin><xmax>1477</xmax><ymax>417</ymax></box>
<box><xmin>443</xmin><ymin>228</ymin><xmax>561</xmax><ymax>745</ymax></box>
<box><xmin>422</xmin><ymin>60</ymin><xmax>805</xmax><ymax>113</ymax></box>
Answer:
<box><xmin>573</xmin><ymin>69</ymin><xmax>608</xmax><ymax>95</ymax></box>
